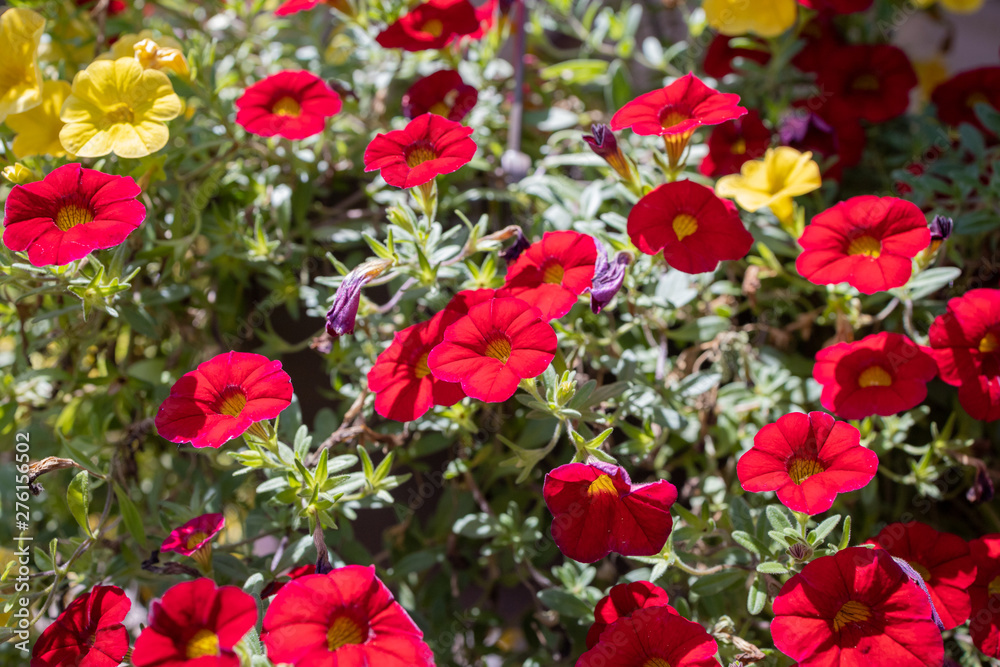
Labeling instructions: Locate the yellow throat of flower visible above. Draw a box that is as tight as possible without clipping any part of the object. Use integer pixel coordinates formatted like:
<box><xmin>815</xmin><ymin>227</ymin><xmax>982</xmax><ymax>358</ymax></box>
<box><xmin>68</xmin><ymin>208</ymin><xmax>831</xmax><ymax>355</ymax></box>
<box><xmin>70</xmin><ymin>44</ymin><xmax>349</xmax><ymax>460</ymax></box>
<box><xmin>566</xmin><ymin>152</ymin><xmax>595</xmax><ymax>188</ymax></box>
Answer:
<box><xmin>327</xmin><ymin>616</ymin><xmax>366</xmax><ymax>651</ymax></box>
<box><xmin>54</xmin><ymin>205</ymin><xmax>94</xmax><ymax>232</ymax></box>
<box><xmin>587</xmin><ymin>474</ymin><xmax>618</xmax><ymax>497</ymax></box>
<box><xmin>672</xmin><ymin>214</ymin><xmax>698</xmax><ymax>242</ymax></box>
<box><xmin>832</xmin><ymin>600</ymin><xmax>872</xmax><ymax>632</ymax></box>
<box><xmin>787</xmin><ymin>458</ymin><xmax>825</xmax><ymax>485</ymax></box>
<box><xmin>858</xmin><ymin>366</ymin><xmax>892</xmax><ymax>388</ymax></box>
<box><xmin>186</xmin><ymin>629</ymin><xmax>220</xmax><ymax>659</ymax></box>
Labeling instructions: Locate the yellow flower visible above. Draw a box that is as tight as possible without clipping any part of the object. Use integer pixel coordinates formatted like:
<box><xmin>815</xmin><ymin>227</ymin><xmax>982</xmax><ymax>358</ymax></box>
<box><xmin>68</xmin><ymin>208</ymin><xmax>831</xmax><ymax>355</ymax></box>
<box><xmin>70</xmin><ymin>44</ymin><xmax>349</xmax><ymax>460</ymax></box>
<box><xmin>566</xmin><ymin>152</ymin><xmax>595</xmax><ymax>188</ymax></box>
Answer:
<box><xmin>2</xmin><ymin>163</ymin><xmax>35</xmax><ymax>184</ymax></box>
<box><xmin>913</xmin><ymin>56</ymin><xmax>949</xmax><ymax>102</ymax></box>
<box><xmin>60</xmin><ymin>57</ymin><xmax>182</xmax><ymax>159</ymax></box>
<box><xmin>913</xmin><ymin>0</ymin><xmax>983</xmax><ymax>12</ymax></box>
<box><xmin>99</xmin><ymin>30</ymin><xmax>189</xmax><ymax>78</ymax></box>
<box><xmin>716</xmin><ymin>147</ymin><xmax>821</xmax><ymax>223</ymax></box>
<box><xmin>702</xmin><ymin>0</ymin><xmax>797</xmax><ymax>38</ymax></box>
<box><xmin>6</xmin><ymin>80</ymin><xmax>72</xmax><ymax>158</ymax></box>
<box><xmin>0</xmin><ymin>7</ymin><xmax>45</xmax><ymax>123</ymax></box>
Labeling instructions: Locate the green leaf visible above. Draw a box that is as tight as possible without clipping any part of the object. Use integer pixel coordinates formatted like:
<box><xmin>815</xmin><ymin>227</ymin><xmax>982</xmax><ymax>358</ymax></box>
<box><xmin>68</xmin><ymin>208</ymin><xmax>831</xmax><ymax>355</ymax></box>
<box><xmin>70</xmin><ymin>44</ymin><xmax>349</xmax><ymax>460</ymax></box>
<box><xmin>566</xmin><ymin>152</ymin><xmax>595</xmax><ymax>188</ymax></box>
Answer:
<box><xmin>837</xmin><ymin>515</ymin><xmax>852</xmax><ymax>551</ymax></box>
<box><xmin>765</xmin><ymin>505</ymin><xmax>793</xmax><ymax>533</ymax></box>
<box><xmin>732</xmin><ymin>530</ymin><xmax>765</xmax><ymax>556</ymax></box>
<box><xmin>539</xmin><ymin>59</ymin><xmax>608</xmax><ymax>84</ymax></box>
<box><xmin>747</xmin><ymin>575</ymin><xmax>768</xmax><ymax>615</ymax></box>
<box><xmin>756</xmin><ymin>561</ymin><xmax>789</xmax><ymax>574</ymax></box>
<box><xmin>689</xmin><ymin>570</ymin><xmax>746</xmax><ymax>596</ymax></box>
<box><xmin>114</xmin><ymin>483</ymin><xmax>147</xmax><ymax>549</ymax></box>
<box><xmin>905</xmin><ymin>267</ymin><xmax>962</xmax><ymax>300</ymax></box>
<box><xmin>67</xmin><ymin>471</ymin><xmax>93</xmax><ymax>538</ymax></box>
<box><xmin>808</xmin><ymin>515</ymin><xmax>841</xmax><ymax>545</ymax></box>
<box><xmin>453</xmin><ymin>514</ymin><xmax>500</xmax><ymax>539</ymax></box>
<box><xmin>537</xmin><ymin>589</ymin><xmax>594</xmax><ymax>619</ymax></box>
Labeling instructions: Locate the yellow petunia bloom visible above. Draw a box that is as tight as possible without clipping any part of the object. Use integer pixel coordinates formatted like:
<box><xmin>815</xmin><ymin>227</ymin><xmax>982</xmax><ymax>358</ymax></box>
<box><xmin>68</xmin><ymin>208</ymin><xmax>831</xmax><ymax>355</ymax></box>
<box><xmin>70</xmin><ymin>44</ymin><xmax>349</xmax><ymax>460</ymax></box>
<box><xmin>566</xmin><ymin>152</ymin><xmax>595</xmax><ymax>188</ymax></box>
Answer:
<box><xmin>99</xmin><ymin>30</ymin><xmax>189</xmax><ymax>78</ymax></box>
<box><xmin>715</xmin><ymin>147</ymin><xmax>822</xmax><ymax>223</ymax></box>
<box><xmin>59</xmin><ymin>57</ymin><xmax>183</xmax><ymax>159</ymax></box>
<box><xmin>6</xmin><ymin>80</ymin><xmax>72</xmax><ymax>158</ymax></box>
<box><xmin>702</xmin><ymin>0</ymin><xmax>797</xmax><ymax>38</ymax></box>
<box><xmin>0</xmin><ymin>7</ymin><xmax>45</xmax><ymax>123</ymax></box>
<box><xmin>2</xmin><ymin>163</ymin><xmax>35</xmax><ymax>184</ymax></box>
<box><xmin>913</xmin><ymin>0</ymin><xmax>983</xmax><ymax>13</ymax></box>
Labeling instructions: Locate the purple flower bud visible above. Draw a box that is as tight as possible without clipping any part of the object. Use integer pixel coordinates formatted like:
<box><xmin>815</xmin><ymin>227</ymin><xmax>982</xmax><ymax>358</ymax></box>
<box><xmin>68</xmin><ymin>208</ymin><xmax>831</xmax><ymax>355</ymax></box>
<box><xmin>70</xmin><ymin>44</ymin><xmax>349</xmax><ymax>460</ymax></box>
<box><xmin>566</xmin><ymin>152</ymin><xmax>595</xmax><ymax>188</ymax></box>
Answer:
<box><xmin>325</xmin><ymin>258</ymin><xmax>393</xmax><ymax>337</ymax></box>
<box><xmin>583</xmin><ymin>124</ymin><xmax>618</xmax><ymax>159</ymax></box>
<box><xmin>967</xmin><ymin>463</ymin><xmax>994</xmax><ymax>504</ymax></box>
<box><xmin>929</xmin><ymin>215</ymin><xmax>953</xmax><ymax>242</ymax></box>
<box><xmin>588</xmin><ymin>249</ymin><xmax>631</xmax><ymax>314</ymax></box>
<box><xmin>501</xmin><ymin>228</ymin><xmax>531</xmax><ymax>263</ymax></box>
<box><xmin>778</xmin><ymin>111</ymin><xmax>833</xmax><ymax>146</ymax></box>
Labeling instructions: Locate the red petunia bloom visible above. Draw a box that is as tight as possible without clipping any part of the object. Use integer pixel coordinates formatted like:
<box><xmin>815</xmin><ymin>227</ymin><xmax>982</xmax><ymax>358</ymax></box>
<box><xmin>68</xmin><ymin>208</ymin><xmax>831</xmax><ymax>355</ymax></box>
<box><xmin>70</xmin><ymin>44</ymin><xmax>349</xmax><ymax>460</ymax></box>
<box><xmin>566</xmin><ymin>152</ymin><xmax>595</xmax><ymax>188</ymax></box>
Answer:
<box><xmin>262</xmin><ymin>564</ymin><xmax>317</xmax><ymax>598</ymax></box>
<box><xmin>502</xmin><ymin>231</ymin><xmax>597</xmax><ymax>320</ymax></box>
<box><xmin>427</xmin><ymin>297</ymin><xmax>556</xmax><ymax>403</ymax></box>
<box><xmin>969</xmin><ymin>534</ymin><xmax>1000</xmax><ymax>659</ymax></box>
<box><xmin>235</xmin><ymin>70</ymin><xmax>342</xmax><ymax>140</ymax></box>
<box><xmin>813</xmin><ymin>332</ymin><xmax>938</xmax><ymax>420</ymax></box>
<box><xmin>402</xmin><ymin>70</ymin><xmax>478</xmax><ymax>122</ymax></box>
<box><xmin>578</xmin><ymin>607</ymin><xmax>719</xmax><ymax>667</ymax></box>
<box><xmin>543</xmin><ymin>461</ymin><xmax>678</xmax><ymax>563</ymax></box>
<box><xmin>797</xmin><ymin>0</ymin><xmax>873</xmax><ymax>13</ymax></box>
<box><xmin>275</xmin><ymin>0</ymin><xmax>351</xmax><ymax>15</ymax></box>
<box><xmin>815</xmin><ymin>44</ymin><xmax>918</xmax><ymax>123</ymax></box>
<box><xmin>585</xmin><ymin>581</ymin><xmax>672</xmax><ymax>649</ymax></box>
<box><xmin>31</xmin><ymin>585</ymin><xmax>131</xmax><ymax>667</ymax></box>
<box><xmin>443</xmin><ymin>287</ymin><xmax>497</xmax><ymax>316</ymax></box>
<box><xmin>367</xmin><ymin>310</ymin><xmax>466</xmax><ymax>422</ymax></box>
<box><xmin>703</xmin><ymin>34</ymin><xmax>770</xmax><ymax>80</ymax></box>
<box><xmin>627</xmin><ymin>179</ymin><xmax>754</xmax><ymax>274</ymax></box>
<box><xmin>867</xmin><ymin>522</ymin><xmax>977</xmax><ymax>630</ymax></box>
<box><xmin>772</xmin><ymin>547</ymin><xmax>944</xmax><ymax>666</ymax></box>
<box><xmin>796</xmin><ymin>195</ymin><xmax>929</xmax><ymax>294</ymax></box>
<box><xmin>2</xmin><ymin>163</ymin><xmax>145</xmax><ymax>267</ymax></box>
<box><xmin>698</xmin><ymin>109</ymin><xmax>771</xmax><ymax>178</ymax></box>
<box><xmin>929</xmin><ymin>288</ymin><xmax>1000</xmax><ymax>421</ymax></box>
<box><xmin>610</xmin><ymin>73</ymin><xmax>747</xmax><ymax>167</ymax></box>
<box><xmin>932</xmin><ymin>67</ymin><xmax>1000</xmax><ymax>133</ymax></box>
<box><xmin>154</xmin><ymin>351</ymin><xmax>294</xmax><ymax>449</ymax></box>
<box><xmin>364</xmin><ymin>113</ymin><xmax>476</xmax><ymax>189</ymax></box>
<box><xmin>737</xmin><ymin>411</ymin><xmax>877</xmax><ymax>515</ymax></box>
<box><xmin>131</xmin><ymin>578</ymin><xmax>258</xmax><ymax>667</ymax></box>
<box><xmin>261</xmin><ymin>565</ymin><xmax>434</xmax><ymax>666</ymax></box>
<box><xmin>792</xmin><ymin>17</ymin><xmax>842</xmax><ymax>75</ymax></box>
<box><xmin>375</xmin><ymin>0</ymin><xmax>480</xmax><ymax>51</ymax></box>
<box><xmin>161</xmin><ymin>513</ymin><xmax>225</xmax><ymax>570</ymax></box>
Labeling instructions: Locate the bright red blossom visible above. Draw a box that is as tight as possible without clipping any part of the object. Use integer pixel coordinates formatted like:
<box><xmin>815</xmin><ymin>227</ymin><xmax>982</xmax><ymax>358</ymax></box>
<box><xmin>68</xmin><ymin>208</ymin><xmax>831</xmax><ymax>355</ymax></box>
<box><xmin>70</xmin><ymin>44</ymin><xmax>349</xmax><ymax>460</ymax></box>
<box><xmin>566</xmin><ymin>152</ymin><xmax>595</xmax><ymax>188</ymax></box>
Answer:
<box><xmin>274</xmin><ymin>0</ymin><xmax>351</xmax><ymax>15</ymax></box>
<box><xmin>969</xmin><ymin>534</ymin><xmax>1000</xmax><ymax>658</ymax></box>
<box><xmin>543</xmin><ymin>461</ymin><xmax>678</xmax><ymax>563</ymax></box>
<box><xmin>161</xmin><ymin>513</ymin><xmax>225</xmax><ymax>556</ymax></box>
<box><xmin>31</xmin><ymin>585</ymin><xmax>131</xmax><ymax>667</ymax></box>
<box><xmin>503</xmin><ymin>231</ymin><xmax>597</xmax><ymax>320</ymax></box>
<box><xmin>815</xmin><ymin>44</ymin><xmax>917</xmax><ymax>123</ymax></box>
<box><xmin>262</xmin><ymin>564</ymin><xmax>317</xmax><ymax>597</ymax></box>
<box><xmin>364</xmin><ymin>113</ymin><xmax>476</xmax><ymax>189</ymax></box>
<box><xmin>932</xmin><ymin>66</ymin><xmax>1000</xmax><ymax>133</ymax></box>
<box><xmin>577</xmin><ymin>607</ymin><xmax>719</xmax><ymax>667</ymax></box>
<box><xmin>737</xmin><ymin>411</ymin><xmax>877</xmax><ymax>515</ymax></box>
<box><xmin>235</xmin><ymin>70</ymin><xmax>342</xmax><ymax>140</ymax></box>
<box><xmin>796</xmin><ymin>195</ymin><xmax>930</xmax><ymax>294</ymax></box>
<box><xmin>813</xmin><ymin>332</ymin><xmax>938</xmax><ymax>419</ymax></box>
<box><xmin>375</xmin><ymin>0</ymin><xmax>479</xmax><ymax>51</ymax></box>
<box><xmin>3</xmin><ymin>163</ymin><xmax>145</xmax><ymax>267</ymax></box>
<box><xmin>698</xmin><ymin>109</ymin><xmax>771</xmax><ymax>178</ymax></box>
<box><xmin>585</xmin><ymin>581</ymin><xmax>672</xmax><ymax>649</ymax></box>
<box><xmin>402</xmin><ymin>70</ymin><xmax>478</xmax><ymax>122</ymax></box>
<box><xmin>703</xmin><ymin>34</ymin><xmax>770</xmax><ymax>80</ymax></box>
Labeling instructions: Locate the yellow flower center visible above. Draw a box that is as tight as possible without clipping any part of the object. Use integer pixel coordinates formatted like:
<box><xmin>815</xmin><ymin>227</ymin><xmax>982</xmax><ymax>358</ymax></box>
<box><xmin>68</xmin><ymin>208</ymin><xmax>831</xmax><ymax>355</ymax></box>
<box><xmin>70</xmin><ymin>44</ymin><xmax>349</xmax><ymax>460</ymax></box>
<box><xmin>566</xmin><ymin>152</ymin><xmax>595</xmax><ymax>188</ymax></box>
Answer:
<box><xmin>429</xmin><ymin>101</ymin><xmax>451</xmax><ymax>116</ymax></box>
<box><xmin>104</xmin><ymin>102</ymin><xmax>135</xmax><ymax>125</ymax></box>
<box><xmin>787</xmin><ymin>458</ymin><xmax>825</xmax><ymax>485</ymax></box>
<box><xmin>414</xmin><ymin>352</ymin><xmax>431</xmax><ymax>379</ymax></box>
<box><xmin>832</xmin><ymin>600</ymin><xmax>872</xmax><ymax>632</ymax></box>
<box><xmin>186</xmin><ymin>629</ymin><xmax>220</xmax><ymax>659</ymax></box>
<box><xmin>54</xmin><ymin>205</ymin><xmax>94</xmax><ymax>231</ymax></box>
<box><xmin>847</xmin><ymin>235</ymin><xmax>881</xmax><ymax>257</ymax></box>
<box><xmin>216</xmin><ymin>386</ymin><xmax>248</xmax><ymax>417</ymax></box>
<box><xmin>185</xmin><ymin>531</ymin><xmax>209</xmax><ymax>551</ymax></box>
<box><xmin>541</xmin><ymin>262</ymin><xmax>565</xmax><ymax>284</ymax></box>
<box><xmin>979</xmin><ymin>332</ymin><xmax>999</xmax><ymax>354</ymax></box>
<box><xmin>989</xmin><ymin>575</ymin><xmax>1000</xmax><ymax>597</ymax></box>
<box><xmin>406</xmin><ymin>144</ymin><xmax>438</xmax><ymax>168</ymax></box>
<box><xmin>909</xmin><ymin>561</ymin><xmax>932</xmax><ymax>582</ymax></box>
<box><xmin>672</xmin><ymin>214</ymin><xmax>699</xmax><ymax>241</ymax></box>
<box><xmin>852</xmin><ymin>74</ymin><xmax>880</xmax><ymax>92</ymax></box>
<box><xmin>643</xmin><ymin>660</ymin><xmax>671</xmax><ymax>667</ymax></box>
<box><xmin>659</xmin><ymin>107</ymin><xmax>689</xmax><ymax>129</ymax></box>
<box><xmin>272</xmin><ymin>96</ymin><xmax>302</xmax><ymax>117</ymax></box>
<box><xmin>587</xmin><ymin>474</ymin><xmax>618</xmax><ymax>497</ymax></box>
<box><xmin>731</xmin><ymin>139</ymin><xmax>747</xmax><ymax>155</ymax></box>
<box><xmin>858</xmin><ymin>366</ymin><xmax>892</xmax><ymax>388</ymax></box>
<box><xmin>327</xmin><ymin>616</ymin><xmax>366</xmax><ymax>651</ymax></box>
<box><xmin>484</xmin><ymin>337</ymin><xmax>512</xmax><ymax>363</ymax></box>
<box><xmin>967</xmin><ymin>92</ymin><xmax>990</xmax><ymax>108</ymax></box>
<box><xmin>421</xmin><ymin>19</ymin><xmax>444</xmax><ymax>37</ymax></box>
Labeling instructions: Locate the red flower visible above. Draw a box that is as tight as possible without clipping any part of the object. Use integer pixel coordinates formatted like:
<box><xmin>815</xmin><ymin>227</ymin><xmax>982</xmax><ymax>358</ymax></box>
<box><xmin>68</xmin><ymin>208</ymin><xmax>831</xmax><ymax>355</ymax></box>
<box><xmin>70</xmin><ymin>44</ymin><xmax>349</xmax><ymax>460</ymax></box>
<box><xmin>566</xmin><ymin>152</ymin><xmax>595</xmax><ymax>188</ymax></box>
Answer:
<box><xmin>703</xmin><ymin>34</ymin><xmax>770</xmax><ymax>80</ymax></box>
<box><xmin>969</xmin><ymin>534</ymin><xmax>1000</xmax><ymax>658</ymax></box>
<box><xmin>368</xmin><ymin>310</ymin><xmax>467</xmax><ymax>422</ymax></box>
<box><xmin>402</xmin><ymin>70</ymin><xmax>478</xmax><ymax>122</ymax></box>
<box><xmin>577</xmin><ymin>607</ymin><xmax>719</xmax><ymax>667</ymax></box>
<box><xmin>275</xmin><ymin>0</ymin><xmax>351</xmax><ymax>15</ymax></box>
<box><xmin>75</xmin><ymin>0</ymin><xmax>127</xmax><ymax>15</ymax></box>
<box><xmin>31</xmin><ymin>585</ymin><xmax>131</xmax><ymax>667</ymax></box>
<box><xmin>932</xmin><ymin>66</ymin><xmax>1000</xmax><ymax>133</ymax></box>
<box><xmin>262</xmin><ymin>564</ymin><xmax>317</xmax><ymax>598</ymax></box>
<box><xmin>797</xmin><ymin>0</ymin><xmax>872</xmax><ymax>13</ymax></box>
<box><xmin>737</xmin><ymin>411</ymin><xmax>877</xmax><ymax>515</ymax></box>
<box><xmin>796</xmin><ymin>195</ymin><xmax>930</xmax><ymax>294</ymax></box>
<box><xmin>131</xmin><ymin>578</ymin><xmax>258</xmax><ymax>667</ymax></box>
<box><xmin>813</xmin><ymin>332</ymin><xmax>938</xmax><ymax>419</ymax></box>
<box><xmin>161</xmin><ymin>513</ymin><xmax>225</xmax><ymax>571</ymax></box>
<box><xmin>585</xmin><ymin>581</ymin><xmax>672</xmax><ymax>649</ymax></box>
<box><xmin>543</xmin><ymin>461</ymin><xmax>677</xmax><ymax>563</ymax></box>
<box><xmin>154</xmin><ymin>351</ymin><xmax>294</xmax><ymax>449</ymax></box>
<box><xmin>364</xmin><ymin>113</ymin><xmax>476</xmax><ymax>189</ymax></box>
<box><xmin>929</xmin><ymin>288</ymin><xmax>1000</xmax><ymax>421</ymax></box>
<box><xmin>235</xmin><ymin>70</ymin><xmax>342</xmax><ymax>140</ymax></box>
<box><xmin>502</xmin><ymin>231</ymin><xmax>597</xmax><ymax>320</ymax></box>
<box><xmin>2</xmin><ymin>163</ymin><xmax>145</xmax><ymax>267</ymax></box>
<box><xmin>698</xmin><ymin>109</ymin><xmax>771</xmax><ymax>178</ymax></box>
<box><xmin>792</xmin><ymin>17</ymin><xmax>842</xmax><ymax>74</ymax></box>
<box><xmin>610</xmin><ymin>73</ymin><xmax>747</xmax><ymax>167</ymax></box>
<box><xmin>815</xmin><ymin>44</ymin><xmax>917</xmax><ymax>123</ymax></box>
<box><xmin>261</xmin><ymin>565</ymin><xmax>434</xmax><ymax>666</ymax></box>
<box><xmin>375</xmin><ymin>0</ymin><xmax>480</xmax><ymax>51</ymax></box>
<box><xmin>627</xmin><ymin>180</ymin><xmax>754</xmax><ymax>274</ymax></box>
<box><xmin>867</xmin><ymin>522</ymin><xmax>977</xmax><ymax>630</ymax></box>
<box><xmin>443</xmin><ymin>287</ymin><xmax>497</xmax><ymax>316</ymax></box>
<box><xmin>427</xmin><ymin>296</ymin><xmax>556</xmax><ymax>403</ymax></box>
<box><xmin>772</xmin><ymin>547</ymin><xmax>945</xmax><ymax>666</ymax></box>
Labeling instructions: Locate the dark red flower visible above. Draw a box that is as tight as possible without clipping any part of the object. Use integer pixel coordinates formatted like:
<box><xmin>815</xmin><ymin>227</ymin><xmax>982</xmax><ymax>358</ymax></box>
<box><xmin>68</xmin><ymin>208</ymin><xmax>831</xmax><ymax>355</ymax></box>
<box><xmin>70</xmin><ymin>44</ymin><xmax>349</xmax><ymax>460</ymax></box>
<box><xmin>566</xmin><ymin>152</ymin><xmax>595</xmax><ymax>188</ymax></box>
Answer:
<box><xmin>2</xmin><ymin>163</ymin><xmax>145</xmax><ymax>267</ymax></box>
<box><xmin>627</xmin><ymin>179</ymin><xmax>754</xmax><ymax>274</ymax></box>
<box><xmin>131</xmin><ymin>579</ymin><xmax>258</xmax><ymax>667</ymax></box>
<box><xmin>261</xmin><ymin>565</ymin><xmax>434</xmax><ymax>666</ymax></box>
<box><xmin>402</xmin><ymin>70</ymin><xmax>478</xmax><ymax>122</ymax></box>
<box><xmin>772</xmin><ymin>547</ymin><xmax>944</xmax><ymax>666</ymax></box>
<box><xmin>929</xmin><ymin>288</ymin><xmax>1000</xmax><ymax>421</ymax></box>
<box><xmin>364</xmin><ymin>113</ymin><xmax>476</xmax><ymax>188</ymax></box>
<box><xmin>815</xmin><ymin>44</ymin><xmax>917</xmax><ymax>123</ymax></box>
<box><xmin>427</xmin><ymin>296</ymin><xmax>556</xmax><ymax>403</ymax></box>
<box><xmin>31</xmin><ymin>585</ymin><xmax>131</xmax><ymax>667</ymax></box>
<box><xmin>75</xmin><ymin>0</ymin><xmax>127</xmax><ymax>15</ymax></box>
<box><xmin>577</xmin><ymin>607</ymin><xmax>718</xmax><ymax>667</ymax></box>
<box><xmin>698</xmin><ymin>109</ymin><xmax>771</xmax><ymax>178</ymax></box>
<box><xmin>969</xmin><ymin>534</ymin><xmax>1000</xmax><ymax>659</ymax></box>
<box><xmin>792</xmin><ymin>17</ymin><xmax>842</xmax><ymax>74</ymax></box>
<box><xmin>154</xmin><ymin>351</ymin><xmax>294</xmax><ymax>449</ymax></box>
<box><xmin>932</xmin><ymin>66</ymin><xmax>1000</xmax><ymax>133</ymax></box>
<box><xmin>585</xmin><ymin>581</ymin><xmax>672</xmax><ymax>649</ymax></box>
<box><xmin>867</xmin><ymin>522</ymin><xmax>976</xmax><ymax>630</ymax></box>
<box><xmin>703</xmin><ymin>34</ymin><xmax>770</xmax><ymax>79</ymax></box>
<box><xmin>368</xmin><ymin>310</ymin><xmax>467</xmax><ymax>421</ymax></box>
<box><xmin>502</xmin><ymin>231</ymin><xmax>597</xmax><ymax>320</ymax></box>
<box><xmin>262</xmin><ymin>564</ymin><xmax>317</xmax><ymax>597</ymax></box>
<box><xmin>375</xmin><ymin>0</ymin><xmax>480</xmax><ymax>51</ymax></box>
<box><xmin>543</xmin><ymin>461</ymin><xmax>677</xmax><ymax>563</ymax></box>
<box><xmin>737</xmin><ymin>411</ymin><xmax>877</xmax><ymax>515</ymax></box>
<box><xmin>235</xmin><ymin>70</ymin><xmax>342</xmax><ymax>140</ymax></box>
<box><xmin>161</xmin><ymin>513</ymin><xmax>225</xmax><ymax>571</ymax></box>
<box><xmin>813</xmin><ymin>332</ymin><xmax>938</xmax><ymax>420</ymax></box>
<box><xmin>797</xmin><ymin>0</ymin><xmax>872</xmax><ymax>13</ymax></box>
<box><xmin>796</xmin><ymin>195</ymin><xmax>930</xmax><ymax>294</ymax></box>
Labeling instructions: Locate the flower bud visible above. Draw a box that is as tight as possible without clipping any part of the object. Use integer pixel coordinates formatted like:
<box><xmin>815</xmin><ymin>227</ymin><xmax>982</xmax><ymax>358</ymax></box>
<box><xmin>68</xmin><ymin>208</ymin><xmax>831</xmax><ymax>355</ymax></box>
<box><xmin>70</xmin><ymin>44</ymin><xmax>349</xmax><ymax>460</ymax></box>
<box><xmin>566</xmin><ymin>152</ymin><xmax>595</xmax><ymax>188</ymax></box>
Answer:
<box><xmin>588</xmin><ymin>249</ymin><xmax>631</xmax><ymax>314</ymax></box>
<box><xmin>2</xmin><ymin>163</ymin><xmax>34</xmax><ymax>184</ymax></box>
<box><xmin>500</xmin><ymin>228</ymin><xmax>531</xmax><ymax>263</ymax></box>
<box><xmin>583</xmin><ymin>124</ymin><xmax>636</xmax><ymax>184</ymax></box>
<box><xmin>929</xmin><ymin>215</ymin><xmax>953</xmax><ymax>244</ymax></box>
<box><xmin>325</xmin><ymin>258</ymin><xmax>393</xmax><ymax>337</ymax></box>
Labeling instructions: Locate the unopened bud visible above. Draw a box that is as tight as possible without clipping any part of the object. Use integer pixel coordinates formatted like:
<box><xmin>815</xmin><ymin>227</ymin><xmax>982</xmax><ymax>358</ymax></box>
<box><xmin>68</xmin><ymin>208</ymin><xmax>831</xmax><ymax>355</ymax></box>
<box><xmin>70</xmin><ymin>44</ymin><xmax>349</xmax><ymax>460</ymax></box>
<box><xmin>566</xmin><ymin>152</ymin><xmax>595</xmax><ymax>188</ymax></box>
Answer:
<box><xmin>325</xmin><ymin>258</ymin><xmax>393</xmax><ymax>337</ymax></box>
<box><xmin>500</xmin><ymin>228</ymin><xmax>531</xmax><ymax>263</ymax></box>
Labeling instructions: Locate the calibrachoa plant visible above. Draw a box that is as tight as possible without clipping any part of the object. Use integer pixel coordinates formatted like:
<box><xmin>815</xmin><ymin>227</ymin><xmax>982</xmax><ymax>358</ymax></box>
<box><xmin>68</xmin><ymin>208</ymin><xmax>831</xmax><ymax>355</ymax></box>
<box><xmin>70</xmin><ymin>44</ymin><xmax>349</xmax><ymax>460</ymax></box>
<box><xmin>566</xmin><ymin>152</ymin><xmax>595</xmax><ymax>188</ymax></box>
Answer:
<box><xmin>3</xmin><ymin>0</ymin><xmax>1000</xmax><ymax>666</ymax></box>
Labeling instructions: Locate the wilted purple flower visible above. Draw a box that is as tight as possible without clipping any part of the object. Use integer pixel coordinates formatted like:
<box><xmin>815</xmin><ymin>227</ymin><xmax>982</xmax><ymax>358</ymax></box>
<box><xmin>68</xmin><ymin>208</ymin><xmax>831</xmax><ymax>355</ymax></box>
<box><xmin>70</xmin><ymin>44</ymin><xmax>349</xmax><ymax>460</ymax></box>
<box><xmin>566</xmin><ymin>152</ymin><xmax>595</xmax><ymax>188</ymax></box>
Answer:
<box><xmin>929</xmin><ymin>215</ymin><xmax>953</xmax><ymax>243</ymax></box>
<box><xmin>583</xmin><ymin>124</ymin><xmax>635</xmax><ymax>183</ymax></box>
<box><xmin>500</xmin><ymin>228</ymin><xmax>531</xmax><ymax>263</ymax></box>
<box><xmin>778</xmin><ymin>111</ymin><xmax>834</xmax><ymax>145</ymax></box>
<box><xmin>588</xmin><ymin>249</ymin><xmax>631</xmax><ymax>314</ymax></box>
<box><xmin>325</xmin><ymin>258</ymin><xmax>393</xmax><ymax>337</ymax></box>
